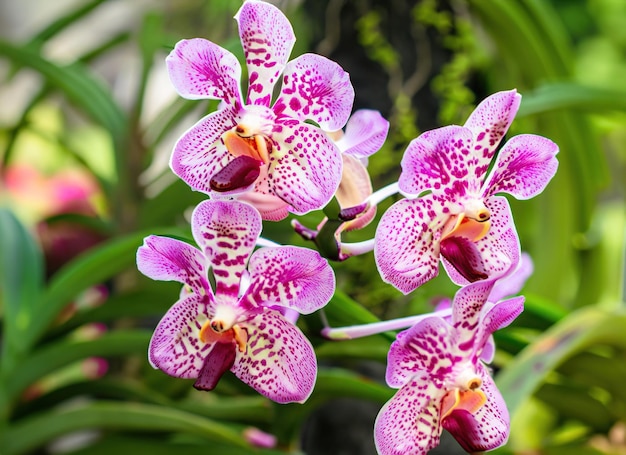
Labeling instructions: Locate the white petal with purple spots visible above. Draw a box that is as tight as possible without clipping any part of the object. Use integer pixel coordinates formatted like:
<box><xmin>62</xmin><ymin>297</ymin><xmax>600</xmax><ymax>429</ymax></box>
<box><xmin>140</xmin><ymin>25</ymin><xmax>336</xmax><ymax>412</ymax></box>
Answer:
<box><xmin>235</xmin><ymin>0</ymin><xmax>295</xmax><ymax>106</ymax></box>
<box><xmin>245</xmin><ymin>246</ymin><xmax>335</xmax><ymax>314</ymax></box>
<box><xmin>234</xmin><ymin>309</ymin><xmax>317</xmax><ymax>403</ymax></box>
<box><xmin>375</xmin><ymin>375</ymin><xmax>445</xmax><ymax>455</ymax></box>
<box><xmin>482</xmin><ymin>133</ymin><xmax>559</xmax><ymax>200</ymax></box>
<box><xmin>374</xmin><ymin>196</ymin><xmax>445</xmax><ymax>294</ymax></box>
<box><xmin>148</xmin><ymin>294</ymin><xmax>212</xmax><ymax>378</ymax></box>
<box><xmin>274</xmin><ymin>53</ymin><xmax>354</xmax><ymax>131</ymax></box>
<box><xmin>166</xmin><ymin>38</ymin><xmax>243</xmax><ymax>106</ymax></box>
<box><xmin>191</xmin><ymin>200</ymin><xmax>261</xmax><ymax>299</ymax></box>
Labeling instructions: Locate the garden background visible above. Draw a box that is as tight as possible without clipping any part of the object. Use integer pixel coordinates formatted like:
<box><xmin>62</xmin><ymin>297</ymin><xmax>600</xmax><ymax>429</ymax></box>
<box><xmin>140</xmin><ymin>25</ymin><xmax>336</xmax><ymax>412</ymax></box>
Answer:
<box><xmin>0</xmin><ymin>0</ymin><xmax>625</xmax><ymax>453</ymax></box>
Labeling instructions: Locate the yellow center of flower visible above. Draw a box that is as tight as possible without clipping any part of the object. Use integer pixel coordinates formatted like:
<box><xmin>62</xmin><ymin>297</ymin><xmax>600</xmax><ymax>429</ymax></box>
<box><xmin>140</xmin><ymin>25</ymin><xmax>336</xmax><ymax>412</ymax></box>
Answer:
<box><xmin>440</xmin><ymin>377</ymin><xmax>487</xmax><ymax>419</ymax></box>
<box><xmin>441</xmin><ymin>200</ymin><xmax>491</xmax><ymax>243</ymax></box>
<box><xmin>198</xmin><ymin>307</ymin><xmax>248</xmax><ymax>353</ymax></box>
<box><xmin>222</xmin><ymin>125</ymin><xmax>272</xmax><ymax>165</ymax></box>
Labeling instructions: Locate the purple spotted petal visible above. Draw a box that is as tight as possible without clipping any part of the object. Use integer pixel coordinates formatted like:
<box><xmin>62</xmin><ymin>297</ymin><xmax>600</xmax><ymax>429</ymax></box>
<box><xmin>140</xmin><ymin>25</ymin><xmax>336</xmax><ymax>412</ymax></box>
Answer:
<box><xmin>170</xmin><ymin>108</ymin><xmax>238</xmax><ymax>194</ymax></box>
<box><xmin>374</xmin><ymin>375</ymin><xmax>445</xmax><ymax>455</ymax></box>
<box><xmin>148</xmin><ymin>294</ymin><xmax>211</xmax><ymax>378</ymax></box>
<box><xmin>335</xmin><ymin>109</ymin><xmax>389</xmax><ymax>158</ymax></box>
<box><xmin>270</xmin><ymin>121</ymin><xmax>342</xmax><ymax>214</ymax></box>
<box><xmin>442</xmin><ymin>363</ymin><xmax>509</xmax><ymax>452</ymax></box>
<box><xmin>442</xmin><ymin>196</ymin><xmax>520</xmax><ymax>286</ymax></box>
<box><xmin>191</xmin><ymin>200</ymin><xmax>261</xmax><ymax>298</ymax></box>
<box><xmin>482</xmin><ymin>133</ymin><xmax>559</xmax><ymax>200</ymax></box>
<box><xmin>234</xmin><ymin>309</ymin><xmax>317</xmax><ymax>403</ymax></box>
<box><xmin>244</xmin><ymin>246</ymin><xmax>335</xmax><ymax>314</ymax></box>
<box><xmin>137</xmin><ymin>235</ymin><xmax>210</xmax><ymax>295</ymax></box>
<box><xmin>490</xmin><ymin>252</ymin><xmax>533</xmax><ymax>302</ymax></box>
<box><xmin>463</xmin><ymin>89</ymin><xmax>521</xmax><ymax>177</ymax></box>
<box><xmin>166</xmin><ymin>38</ymin><xmax>243</xmax><ymax>106</ymax></box>
<box><xmin>399</xmin><ymin>125</ymin><xmax>476</xmax><ymax>198</ymax></box>
<box><xmin>473</xmin><ymin>296</ymin><xmax>524</xmax><ymax>362</ymax></box>
<box><xmin>235</xmin><ymin>0</ymin><xmax>295</xmax><ymax>106</ymax></box>
<box><xmin>274</xmin><ymin>53</ymin><xmax>354</xmax><ymax>131</ymax></box>
<box><xmin>375</xmin><ymin>196</ymin><xmax>445</xmax><ymax>294</ymax></box>
<box><xmin>386</xmin><ymin>317</ymin><xmax>457</xmax><ymax>388</ymax></box>
<box><xmin>451</xmin><ymin>280</ymin><xmax>496</xmax><ymax>351</ymax></box>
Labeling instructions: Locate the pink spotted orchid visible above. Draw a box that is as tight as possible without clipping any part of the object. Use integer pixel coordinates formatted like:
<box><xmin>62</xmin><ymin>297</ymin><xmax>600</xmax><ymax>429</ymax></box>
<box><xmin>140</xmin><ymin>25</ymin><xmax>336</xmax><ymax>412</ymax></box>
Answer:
<box><xmin>136</xmin><ymin>199</ymin><xmax>335</xmax><ymax>403</ymax></box>
<box><xmin>375</xmin><ymin>89</ymin><xmax>559</xmax><ymax>294</ymax></box>
<box><xmin>374</xmin><ymin>278</ymin><xmax>524</xmax><ymax>455</ymax></box>
<box><xmin>167</xmin><ymin>0</ymin><xmax>354</xmax><ymax>220</ymax></box>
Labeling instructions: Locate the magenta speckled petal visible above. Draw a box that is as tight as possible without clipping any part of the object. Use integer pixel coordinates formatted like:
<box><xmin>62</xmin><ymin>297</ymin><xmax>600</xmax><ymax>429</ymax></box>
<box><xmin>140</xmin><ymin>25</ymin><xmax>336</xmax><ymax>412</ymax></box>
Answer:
<box><xmin>473</xmin><ymin>296</ymin><xmax>524</xmax><ymax>361</ymax></box>
<box><xmin>274</xmin><ymin>53</ymin><xmax>354</xmax><ymax>131</ymax></box>
<box><xmin>399</xmin><ymin>125</ymin><xmax>475</xmax><ymax>198</ymax></box>
<box><xmin>374</xmin><ymin>375</ymin><xmax>445</xmax><ymax>455</ymax></box>
<box><xmin>191</xmin><ymin>200</ymin><xmax>261</xmax><ymax>298</ymax></box>
<box><xmin>137</xmin><ymin>235</ymin><xmax>210</xmax><ymax>294</ymax></box>
<box><xmin>482</xmin><ymin>133</ymin><xmax>559</xmax><ymax>200</ymax></box>
<box><xmin>450</xmin><ymin>280</ymin><xmax>497</xmax><ymax>351</ymax></box>
<box><xmin>336</xmin><ymin>109</ymin><xmax>389</xmax><ymax>158</ymax></box>
<box><xmin>442</xmin><ymin>196</ymin><xmax>520</xmax><ymax>286</ymax></box>
<box><xmin>245</xmin><ymin>246</ymin><xmax>335</xmax><ymax>314</ymax></box>
<box><xmin>170</xmin><ymin>108</ymin><xmax>237</xmax><ymax>194</ymax></box>
<box><xmin>374</xmin><ymin>196</ymin><xmax>445</xmax><ymax>294</ymax></box>
<box><xmin>442</xmin><ymin>363</ymin><xmax>509</xmax><ymax>452</ymax></box>
<box><xmin>270</xmin><ymin>121</ymin><xmax>342</xmax><ymax>214</ymax></box>
<box><xmin>463</xmin><ymin>89</ymin><xmax>521</xmax><ymax>177</ymax></box>
<box><xmin>386</xmin><ymin>317</ymin><xmax>457</xmax><ymax>387</ymax></box>
<box><xmin>234</xmin><ymin>309</ymin><xmax>317</xmax><ymax>403</ymax></box>
<box><xmin>235</xmin><ymin>0</ymin><xmax>295</xmax><ymax>106</ymax></box>
<box><xmin>166</xmin><ymin>38</ymin><xmax>243</xmax><ymax>106</ymax></box>
<box><xmin>148</xmin><ymin>294</ymin><xmax>211</xmax><ymax>378</ymax></box>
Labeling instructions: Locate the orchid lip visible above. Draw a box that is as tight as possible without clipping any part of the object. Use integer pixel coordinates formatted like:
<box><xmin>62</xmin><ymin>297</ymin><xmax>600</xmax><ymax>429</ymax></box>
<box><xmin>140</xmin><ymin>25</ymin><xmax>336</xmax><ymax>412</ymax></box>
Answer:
<box><xmin>441</xmin><ymin>212</ymin><xmax>491</xmax><ymax>243</ymax></box>
<box><xmin>210</xmin><ymin>155</ymin><xmax>262</xmax><ymax>192</ymax></box>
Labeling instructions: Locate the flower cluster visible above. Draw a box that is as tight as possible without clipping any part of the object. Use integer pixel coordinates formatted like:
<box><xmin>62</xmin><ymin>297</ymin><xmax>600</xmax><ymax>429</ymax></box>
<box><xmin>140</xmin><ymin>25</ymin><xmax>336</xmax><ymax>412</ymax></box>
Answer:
<box><xmin>137</xmin><ymin>1</ymin><xmax>559</xmax><ymax>453</ymax></box>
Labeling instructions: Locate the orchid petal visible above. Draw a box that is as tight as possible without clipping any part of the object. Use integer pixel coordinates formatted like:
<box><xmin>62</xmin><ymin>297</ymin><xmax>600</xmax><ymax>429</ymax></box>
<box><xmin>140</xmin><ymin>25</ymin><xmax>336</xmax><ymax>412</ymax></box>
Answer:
<box><xmin>375</xmin><ymin>196</ymin><xmax>444</xmax><ymax>294</ymax></box>
<box><xmin>235</xmin><ymin>0</ymin><xmax>295</xmax><ymax>106</ymax></box>
<box><xmin>274</xmin><ymin>53</ymin><xmax>354</xmax><ymax>131</ymax></box>
<box><xmin>270</xmin><ymin>121</ymin><xmax>342</xmax><ymax>214</ymax></box>
<box><xmin>442</xmin><ymin>196</ymin><xmax>520</xmax><ymax>286</ymax></box>
<box><xmin>245</xmin><ymin>246</ymin><xmax>335</xmax><ymax>314</ymax></box>
<box><xmin>473</xmin><ymin>296</ymin><xmax>524</xmax><ymax>361</ymax></box>
<box><xmin>137</xmin><ymin>235</ymin><xmax>210</xmax><ymax>295</ymax></box>
<box><xmin>191</xmin><ymin>200</ymin><xmax>261</xmax><ymax>299</ymax></box>
<box><xmin>194</xmin><ymin>341</ymin><xmax>236</xmax><ymax>391</ymax></box>
<box><xmin>440</xmin><ymin>235</ymin><xmax>489</xmax><ymax>283</ymax></box>
<box><xmin>451</xmin><ymin>279</ymin><xmax>497</xmax><ymax>352</ymax></box>
<box><xmin>386</xmin><ymin>317</ymin><xmax>458</xmax><ymax>387</ymax></box>
<box><xmin>489</xmin><ymin>252</ymin><xmax>534</xmax><ymax>302</ymax></box>
<box><xmin>335</xmin><ymin>154</ymin><xmax>376</xmax><ymax>232</ymax></box>
<box><xmin>170</xmin><ymin>108</ymin><xmax>237</xmax><ymax>194</ymax></box>
<box><xmin>399</xmin><ymin>125</ymin><xmax>475</xmax><ymax>198</ymax></box>
<box><xmin>463</xmin><ymin>89</ymin><xmax>521</xmax><ymax>177</ymax></box>
<box><xmin>166</xmin><ymin>38</ymin><xmax>242</xmax><ymax>106</ymax></box>
<box><xmin>234</xmin><ymin>189</ymin><xmax>290</xmax><ymax>221</ymax></box>
<box><xmin>234</xmin><ymin>310</ymin><xmax>317</xmax><ymax>403</ymax></box>
<box><xmin>374</xmin><ymin>375</ymin><xmax>445</xmax><ymax>455</ymax></box>
<box><xmin>148</xmin><ymin>294</ymin><xmax>211</xmax><ymax>379</ymax></box>
<box><xmin>482</xmin><ymin>133</ymin><xmax>559</xmax><ymax>200</ymax></box>
<box><xmin>442</xmin><ymin>363</ymin><xmax>509</xmax><ymax>452</ymax></box>
<box><xmin>335</xmin><ymin>109</ymin><xmax>389</xmax><ymax>158</ymax></box>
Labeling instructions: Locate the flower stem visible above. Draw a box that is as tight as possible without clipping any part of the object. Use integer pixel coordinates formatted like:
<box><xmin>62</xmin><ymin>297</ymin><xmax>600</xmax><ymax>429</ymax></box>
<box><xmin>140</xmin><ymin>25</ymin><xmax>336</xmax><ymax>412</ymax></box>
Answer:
<box><xmin>322</xmin><ymin>308</ymin><xmax>452</xmax><ymax>340</ymax></box>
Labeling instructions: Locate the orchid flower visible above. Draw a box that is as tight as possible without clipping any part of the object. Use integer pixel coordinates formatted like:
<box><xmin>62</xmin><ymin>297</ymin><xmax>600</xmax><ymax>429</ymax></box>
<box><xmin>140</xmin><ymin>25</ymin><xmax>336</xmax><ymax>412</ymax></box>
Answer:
<box><xmin>374</xmin><ymin>278</ymin><xmax>524</xmax><ymax>454</ymax></box>
<box><xmin>136</xmin><ymin>199</ymin><xmax>335</xmax><ymax>403</ymax></box>
<box><xmin>167</xmin><ymin>0</ymin><xmax>354</xmax><ymax>220</ymax></box>
<box><xmin>375</xmin><ymin>89</ymin><xmax>559</xmax><ymax>294</ymax></box>
<box><xmin>292</xmin><ymin>109</ymin><xmax>389</xmax><ymax>260</ymax></box>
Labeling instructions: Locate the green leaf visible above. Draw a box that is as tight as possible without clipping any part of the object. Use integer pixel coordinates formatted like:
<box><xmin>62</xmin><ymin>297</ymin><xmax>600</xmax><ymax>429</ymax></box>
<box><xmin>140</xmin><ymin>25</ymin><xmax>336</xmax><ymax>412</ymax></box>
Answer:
<box><xmin>26</xmin><ymin>228</ymin><xmax>180</xmax><ymax>350</ymax></box>
<box><xmin>0</xmin><ymin>209</ymin><xmax>44</xmax><ymax>366</ymax></box>
<box><xmin>7</xmin><ymin>330</ymin><xmax>152</xmax><ymax>401</ymax></box>
<box><xmin>518</xmin><ymin>83</ymin><xmax>626</xmax><ymax>116</ymax></box>
<box><xmin>496</xmin><ymin>307</ymin><xmax>626</xmax><ymax>418</ymax></box>
<box><xmin>3</xmin><ymin>400</ymin><xmax>251</xmax><ymax>455</ymax></box>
